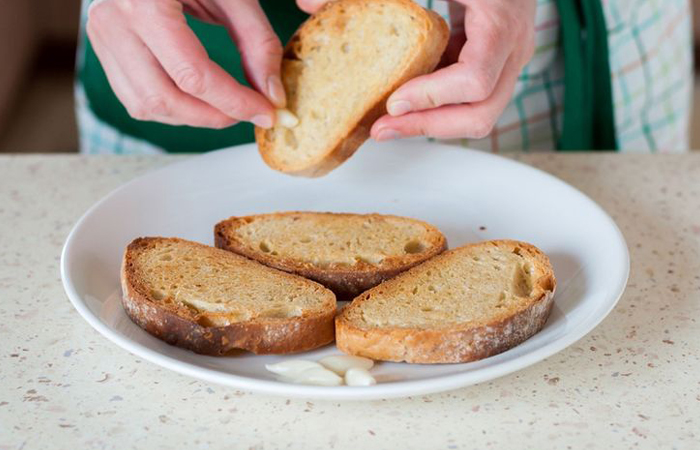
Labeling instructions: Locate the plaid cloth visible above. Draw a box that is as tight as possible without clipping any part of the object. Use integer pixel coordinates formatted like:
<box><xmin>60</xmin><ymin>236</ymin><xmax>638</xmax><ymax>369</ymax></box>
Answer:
<box><xmin>76</xmin><ymin>85</ymin><xmax>164</xmax><ymax>155</ymax></box>
<box><xmin>76</xmin><ymin>0</ymin><xmax>693</xmax><ymax>154</ymax></box>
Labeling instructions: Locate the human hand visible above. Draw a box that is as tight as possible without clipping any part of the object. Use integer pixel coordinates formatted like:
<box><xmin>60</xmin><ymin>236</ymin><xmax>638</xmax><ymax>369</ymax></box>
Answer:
<box><xmin>373</xmin><ymin>0</ymin><xmax>536</xmax><ymax>140</ymax></box>
<box><xmin>87</xmin><ymin>0</ymin><xmax>285</xmax><ymax>129</ymax></box>
<box><xmin>298</xmin><ymin>0</ymin><xmax>536</xmax><ymax>141</ymax></box>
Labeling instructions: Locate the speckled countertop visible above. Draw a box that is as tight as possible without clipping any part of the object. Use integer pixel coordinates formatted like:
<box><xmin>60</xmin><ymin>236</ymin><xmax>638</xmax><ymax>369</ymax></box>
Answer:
<box><xmin>1</xmin><ymin>154</ymin><xmax>699</xmax><ymax>449</ymax></box>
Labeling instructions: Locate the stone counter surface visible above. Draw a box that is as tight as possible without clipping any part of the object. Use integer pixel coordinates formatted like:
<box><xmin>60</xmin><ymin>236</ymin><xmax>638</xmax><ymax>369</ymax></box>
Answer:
<box><xmin>0</xmin><ymin>154</ymin><xmax>698</xmax><ymax>449</ymax></box>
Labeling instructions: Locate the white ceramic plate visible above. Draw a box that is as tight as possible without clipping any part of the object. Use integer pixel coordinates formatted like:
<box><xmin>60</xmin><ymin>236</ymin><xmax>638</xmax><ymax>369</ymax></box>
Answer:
<box><xmin>61</xmin><ymin>141</ymin><xmax>629</xmax><ymax>400</ymax></box>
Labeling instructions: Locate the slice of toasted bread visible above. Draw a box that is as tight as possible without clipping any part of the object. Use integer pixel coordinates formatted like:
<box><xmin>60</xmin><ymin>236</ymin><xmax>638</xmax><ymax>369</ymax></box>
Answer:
<box><xmin>214</xmin><ymin>212</ymin><xmax>447</xmax><ymax>300</ymax></box>
<box><xmin>336</xmin><ymin>240</ymin><xmax>557</xmax><ymax>363</ymax></box>
<box><xmin>120</xmin><ymin>237</ymin><xmax>336</xmax><ymax>355</ymax></box>
<box><xmin>256</xmin><ymin>0</ymin><xmax>449</xmax><ymax>177</ymax></box>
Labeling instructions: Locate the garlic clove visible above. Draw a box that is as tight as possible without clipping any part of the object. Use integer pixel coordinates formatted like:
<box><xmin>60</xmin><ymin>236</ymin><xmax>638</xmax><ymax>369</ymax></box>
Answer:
<box><xmin>284</xmin><ymin>367</ymin><xmax>343</xmax><ymax>386</ymax></box>
<box><xmin>276</xmin><ymin>108</ymin><xmax>299</xmax><ymax>128</ymax></box>
<box><xmin>319</xmin><ymin>355</ymin><xmax>374</xmax><ymax>375</ymax></box>
<box><xmin>344</xmin><ymin>367</ymin><xmax>376</xmax><ymax>386</ymax></box>
<box><xmin>265</xmin><ymin>360</ymin><xmax>322</xmax><ymax>377</ymax></box>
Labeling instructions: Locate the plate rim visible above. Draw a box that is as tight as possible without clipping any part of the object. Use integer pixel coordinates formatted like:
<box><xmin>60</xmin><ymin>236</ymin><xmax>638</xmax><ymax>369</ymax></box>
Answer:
<box><xmin>60</xmin><ymin>143</ymin><xmax>630</xmax><ymax>400</ymax></box>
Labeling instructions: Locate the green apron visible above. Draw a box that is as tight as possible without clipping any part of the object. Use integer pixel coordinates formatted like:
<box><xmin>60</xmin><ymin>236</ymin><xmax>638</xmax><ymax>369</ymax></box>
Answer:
<box><xmin>555</xmin><ymin>0</ymin><xmax>617</xmax><ymax>150</ymax></box>
<box><xmin>78</xmin><ymin>0</ymin><xmax>616</xmax><ymax>152</ymax></box>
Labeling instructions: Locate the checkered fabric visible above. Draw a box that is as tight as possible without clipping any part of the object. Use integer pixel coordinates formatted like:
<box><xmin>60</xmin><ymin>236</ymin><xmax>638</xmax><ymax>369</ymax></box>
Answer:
<box><xmin>75</xmin><ymin>0</ymin><xmax>693</xmax><ymax>154</ymax></box>
<box><xmin>75</xmin><ymin>85</ymin><xmax>164</xmax><ymax>155</ymax></box>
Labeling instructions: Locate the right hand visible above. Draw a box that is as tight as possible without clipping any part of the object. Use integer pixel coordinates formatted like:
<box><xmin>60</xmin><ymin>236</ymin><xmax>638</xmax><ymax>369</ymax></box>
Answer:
<box><xmin>298</xmin><ymin>0</ymin><xmax>536</xmax><ymax>141</ymax></box>
<box><xmin>86</xmin><ymin>0</ymin><xmax>285</xmax><ymax>129</ymax></box>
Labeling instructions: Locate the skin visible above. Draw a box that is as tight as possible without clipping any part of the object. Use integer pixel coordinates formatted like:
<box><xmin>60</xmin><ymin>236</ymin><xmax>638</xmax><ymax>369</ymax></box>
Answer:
<box><xmin>299</xmin><ymin>0</ymin><xmax>537</xmax><ymax>141</ymax></box>
<box><xmin>88</xmin><ymin>0</ymin><xmax>536</xmax><ymax>140</ymax></box>
<box><xmin>86</xmin><ymin>0</ymin><xmax>284</xmax><ymax>129</ymax></box>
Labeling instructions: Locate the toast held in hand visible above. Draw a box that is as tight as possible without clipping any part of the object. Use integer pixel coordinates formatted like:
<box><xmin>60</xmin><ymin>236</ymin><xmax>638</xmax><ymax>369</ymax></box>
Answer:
<box><xmin>256</xmin><ymin>0</ymin><xmax>449</xmax><ymax>177</ymax></box>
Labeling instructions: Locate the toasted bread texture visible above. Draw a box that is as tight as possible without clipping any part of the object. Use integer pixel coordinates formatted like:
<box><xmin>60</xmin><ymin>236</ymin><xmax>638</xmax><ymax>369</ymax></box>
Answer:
<box><xmin>120</xmin><ymin>237</ymin><xmax>336</xmax><ymax>355</ymax></box>
<box><xmin>215</xmin><ymin>212</ymin><xmax>447</xmax><ymax>300</ymax></box>
<box><xmin>336</xmin><ymin>240</ymin><xmax>557</xmax><ymax>363</ymax></box>
<box><xmin>256</xmin><ymin>0</ymin><xmax>449</xmax><ymax>177</ymax></box>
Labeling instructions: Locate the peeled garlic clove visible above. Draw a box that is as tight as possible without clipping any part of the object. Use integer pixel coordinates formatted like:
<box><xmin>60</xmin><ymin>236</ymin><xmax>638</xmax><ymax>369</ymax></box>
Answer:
<box><xmin>286</xmin><ymin>367</ymin><xmax>343</xmax><ymax>386</ymax></box>
<box><xmin>319</xmin><ymin>355</ymin><xmax>374</xmax><ymax>375</ymax></box>
<box><xmin>276</xmin><ymin>108</ymin><xmax>299</xmax><ymax>128</ymax></box>
<box><xmin>265</xmin><ymin>360</ymin><xmax>322</xmax><ymax>377</ymax></box>
<box><xmin>344</xmin><ymin>367</ymin><xmax>376</xmax><ymax>386</ymax></box>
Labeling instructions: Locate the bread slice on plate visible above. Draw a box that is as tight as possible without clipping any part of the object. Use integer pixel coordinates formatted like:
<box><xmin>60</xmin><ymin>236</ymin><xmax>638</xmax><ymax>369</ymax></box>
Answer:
<box><xmin>120</xmin><ymin>237</ymin><xmax>336</xmax><ymax>355</ymax></box>
<box><xmin>256</xmin><ymin>0</ymin><xmax>449</xmax><ymax>177</ymax></box>
<box><xmin>336</xmin><ymin>240</ymin><xmax>557</xmax><ymax>363</ymax></box>
<box><xmin>214</xmin><ymin>212</ymin><xmax>447</xmax><ymax>300</ymax></box>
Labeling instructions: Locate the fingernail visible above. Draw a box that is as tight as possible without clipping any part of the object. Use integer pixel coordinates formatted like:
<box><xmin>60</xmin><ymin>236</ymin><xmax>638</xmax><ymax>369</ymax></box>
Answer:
<box><xmin>251</xmin><ymin>114</ymin><xmax>273</xmax><ymax>129</ymax></box>
<box><xmin>267</xmin><ymin>75</ymin><xmax>286</xmax><ymax>107</ymax></box>
<box><xmin>375</xmin><ymin>128</ymin><xmax>401</xmax><ymax>141</ymax></box>
<box><xmin>387</xmin><ymin>100</ymin><xmax>412</xmax><ymax>116</ymax></box>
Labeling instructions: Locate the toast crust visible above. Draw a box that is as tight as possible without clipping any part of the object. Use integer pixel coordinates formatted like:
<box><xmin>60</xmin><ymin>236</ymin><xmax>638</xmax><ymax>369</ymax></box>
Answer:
<box><xmin>335</xmin><ymin>240</ymin><xmax>557</xmax><ymax>363</ymax></box>
<box><xmin>120</xmin><ymin>237</ymin><xmax>336</xmax><ymax>356</ymax></box>
<box><xmin>214</xmin><ymin>212</ymin><xmax>447</xmax><ymax>300</ymax></box>
<box><xmin>256</xmin><ymin>0</ymin><xmax>450</xmax><ymax>177</ymax></box>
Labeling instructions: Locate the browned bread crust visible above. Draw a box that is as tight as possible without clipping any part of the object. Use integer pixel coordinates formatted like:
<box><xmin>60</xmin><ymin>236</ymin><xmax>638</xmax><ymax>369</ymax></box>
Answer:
<box><xmin>214</xmin><ymin>212</ymin><xmax>447</xmax><ymax>300</ymax></box>
<box><xmin>256</xmin><ymin>0</ymin><xmax>450</xmax><ymax>177</ymax></box>
<box><xmin>336</xmin><ymin>240</ymin><xmax>557</xmax><ymax>363</ymax></box>
<box><xmin>120</xmin><ymin>237</ymin><xmax>336</xmax><ymax>355</ymax></box>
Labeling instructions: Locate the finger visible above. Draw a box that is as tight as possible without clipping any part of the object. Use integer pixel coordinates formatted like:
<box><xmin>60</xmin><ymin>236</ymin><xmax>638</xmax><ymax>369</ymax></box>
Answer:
<box><xmin>372</xmin><ymin>56</ymin><xmax>521</xmax><ymax>140</ymax></box>
<box><xmin>129</xmin><ymin>2</ymin><xmax>275</xmax><ymax>127</ymax></box>
<box><xmin>218</xmin><ymin>0</ymin><xmax>286</xmax><ymax>107</ymax></box>
<box><xmin>385</xmin><ymin>7</ymin><xmax>513</xmax><ymax>116</ymax></box>
<box><xmin>88</xmin><ymin>17</ymin><xmax>237</xmax><ymax>128</ymax></box>
<box><xmin>296</xmin><ymin>0</ymin><xmax>330</xmax><ymax>13</ymax></box>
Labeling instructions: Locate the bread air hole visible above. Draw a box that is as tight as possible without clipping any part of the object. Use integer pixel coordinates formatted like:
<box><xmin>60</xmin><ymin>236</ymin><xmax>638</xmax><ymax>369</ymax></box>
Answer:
<box><xmin>404</xmin><ymin>240</ymin><xmax>425</xmax><ymax>254</ymax></box>
<box><xmin>512</xmin><ymin>267</ymin><xmax>533</xmax><ymax>297</ymax></box>
<box><xmin>421</xmin><ymin>307</ymin><xmax>434</xmax><ymax>312</ymax></box>
<box><xmin>159</xmin><ymin>254</ymin><xmax>173</xmax><ymax>261</ymax></box>
<box><xmin>196</xmin><ymin>316</ymin><xmax>217</xmax><ymax>327</ymax></box>
<box><xmin>150</xmin><ymin>290</ymin><xmax>166</xmax><ymax>301</ymax></box>
<box><xmin>284</xmin><ymin>129</ymin><xmax>298</xmax><ymax>148</ymax></box>
<box><xmin>542</xmin><ymin>275</ymin><xmax>556</xmax><ymax>292</ymax></box>
<box><xmin>259</xmin><ymin>242</ymin><xmax>271</xmax><ymax>253</ymax></box>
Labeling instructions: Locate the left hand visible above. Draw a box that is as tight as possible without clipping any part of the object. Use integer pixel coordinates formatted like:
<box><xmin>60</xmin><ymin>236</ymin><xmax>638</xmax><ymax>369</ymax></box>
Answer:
<box><xmin>372</xmin><ymin>0</ymin><xmax>536</xmax><ymax>140</ymax></box>
<box><xmin>298</xmin><ymin>0</ymin><xmax>537</xmax><ymax>141</ymax></box>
